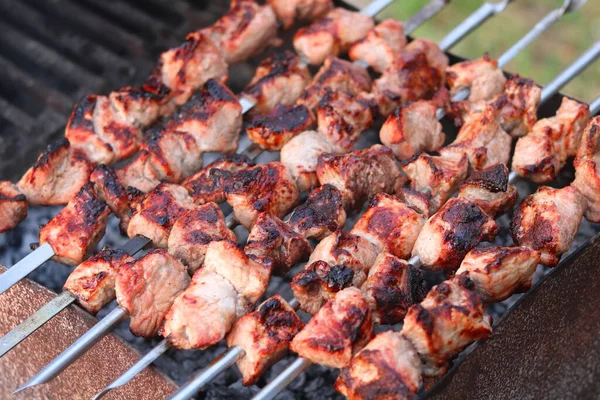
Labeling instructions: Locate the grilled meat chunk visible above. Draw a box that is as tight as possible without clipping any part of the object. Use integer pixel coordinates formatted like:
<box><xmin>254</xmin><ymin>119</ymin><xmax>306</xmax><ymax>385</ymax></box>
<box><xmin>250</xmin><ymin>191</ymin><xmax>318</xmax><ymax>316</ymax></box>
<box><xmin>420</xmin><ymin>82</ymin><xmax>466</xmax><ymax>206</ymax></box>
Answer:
<box><xmin>405</xmin><ymin>38</ymin><xmax>448</xmax><ymax>79</ymax></box>
<box><xmin>247</xmin><ymin>104</ymin><xmax>314</xmax><ymax>151</ymax></box>
<box><xmin>511</xmin><ymin>185</ymin><xmax>585</xmax><ymax>266</ymax></box>
<box><xmin>380</xmin><ymin>98</ymin><xmax>445</xmax><ymax>160</ymax></box>
<box><xmin>361</xmin><ymin>252</ymin><xmax>425</xmax><ymax>325</ymax></box>
<box><xmin>92</xmin><ymin>95</ymin><xmax>142</xmax><ymax>160</ymax></box>
<box><xmin>116</xmin><ymin>249</ymin><xmax>190</xmax><ymax>338</ymax></box>
<box><xmin>167</xmin><ymin>203</ymin><xmax>236</xmax><ymax>273</ymax></box>
<box><xmin>439</xmin><ymin>105</ymin><xmax>512</xmax><ymax>170</ymax></box>
<box><xmin>268</xmin><ymin>0</ymin><xmax>333</xmax><ymax>29</ymax></box>
<box><xmin>491</xmin><ymin>75</ymin><xmax>541</xmax><ymax>137</ymax></box>
<box><xmin>317</xmin><ymin>145</ymin><xmax>406</xmax><ymax>209</ymax></box>
<box><xmin>349</xmin><ymin>19</ymin><xmax>407</xmax><ymax>73</ymax></box>
<box><xmin>335</xmin><ymin>331</ymin><xmax>422</xmax><ymax>400</ymax></box>
<box><xmin>446</xmin><ymin>54</ymin><xmax>506</xmax><ymax>102</ymax></box>
<box><xmin>401</xmin><ymin>280</ymin><xmax>492</xmax><ymax>376</ymax></box>
<box><xmin>63</xmin><ymin>248</ymin><xmax>134</xmax><ymax>315</ymax></box>
<box><xmin>298</xmin><ymin>57</ymin><xmax>372</xmax><ymax>112</ymax></box>
<box><xmin>245</xmin><ymin>212</ymin><xmax>312</xmax><ymax>276</ymax></box>
<box><xmin>165</xmin><ymin>79</ymin><xmax>242</xmax><ymax>154</ymax></box>
<box><xmin>108</xmin><ymin>86</ymin><xmax>165</xmax><ymax>128</ymax></box>
<box><xmin>182</xmin><ymin>154</ymin><xmax>255</xmax><ymax>205</ymax></box>
<box><xmin>202</xmin><ymin>0</ymin><xmax>280</xmax><ymax>64</ymax></box>
<box><xmin>224</xmin><ymin>162</ymin><xmax>300</xmax><ymax>229</ymax></box>
<box><xmin>293</xmin><ymin>8</ymin><xmax>374</xmax><ymax>65</ymax></box>
<box><xmin>351</xmin><ymin>193</ymin><xmax>428</xmax><ymax>260</ymax></box>
<box><xmin>0</xmin><ymin>181</ymin><xmax>27</xmax><ymax>233</ymax></box>
<box><xmin>290</xmin><ymin>287</ymin><xmax>374</xmax><ymax>368</ymax></box>
<box><xmin>243</xmin><ymin>51</ymin><xmax>311</xmax><ymax>115</ymax></box>
<box><xmin>152</xmin><ymin>31</ymin><xmax>227</xmax><ymax>106</ymax></box>
<box><xmin>226</xmin><ymin>295</ymin><xmax>304</xmax><ymax>385</ymax></box>
<box><xmin>18</xmin><ymin>139</ymin><xmax>94</xmax><ymax>206</ymax></box>
<box><xmin>115</xmin><ymin>150</ymin><xmax>161</xmax><ymax>193</ymax></box>
<box><xmin>455</xmin><ymin>246</ymin><xmax>540</xmax><ymax>302</ymax></box>
<box><xmin>317</xmin><ymin>89</ymin><xmax>373</xmax><ymax>152</ymax></box>
<box><xmin>402</xmin><ymin>152</ymin><xmax>469</xmax><ymax>213</ymax></box>
<box><xmin>90</xmin><ymin>164</ymin><xmax>133</xmax><ymax>233</ymax></box>
<box><xmin>39</xmin><ymin>183</ymin><xmax>110</xmax><ymax>266</ymax></box>
<box><xmin>203</xmin><ymin>240</ymin><xmax>272</xmax><ymax>312</ymax></box>
<box><xmin>457</xmin><ymin>164</ymin><xmax>518</xmax><ymax>217</ymax></box>
<box><xmin>162</xmin><ymin>269</ymin><xmax>238</xmax><ymax>350</ymax></box>
<box><xmin>127</xmin><ymin>183</ymin><xmax>196</xmax><ymax>248</ymax></box>
<box><xmin>412</xmin><ymin>198</ymin><xmax>500</xmax><ymax>272</ymax></box>
<box><xmin>287</xmin><ymin>184</ymin><xmax>346</xmax><ymax>240</ymax></box>
<box><xmin>573</xmin><ymin>117</ymin><xmax>600</xmax><ymax>222</ymax></box>
<box><xmin>513</xmin><ymin>97</ymin><xmax>591</xmax><ymax>182</ymax></box>
<box><xmin>280</xmin><ymin>130</ymin><xmax>335</xmax><ymax>192</ymax></box>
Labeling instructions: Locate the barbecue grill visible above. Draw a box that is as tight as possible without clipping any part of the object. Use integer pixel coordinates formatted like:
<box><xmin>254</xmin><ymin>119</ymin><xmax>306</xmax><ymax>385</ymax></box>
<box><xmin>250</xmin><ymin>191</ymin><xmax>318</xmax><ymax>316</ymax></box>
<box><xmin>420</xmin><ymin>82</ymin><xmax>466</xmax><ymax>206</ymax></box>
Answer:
<box><xmin>0</xmin><ymin>0</ymin><xmax>598</xmax><ymax>399</ymax></box>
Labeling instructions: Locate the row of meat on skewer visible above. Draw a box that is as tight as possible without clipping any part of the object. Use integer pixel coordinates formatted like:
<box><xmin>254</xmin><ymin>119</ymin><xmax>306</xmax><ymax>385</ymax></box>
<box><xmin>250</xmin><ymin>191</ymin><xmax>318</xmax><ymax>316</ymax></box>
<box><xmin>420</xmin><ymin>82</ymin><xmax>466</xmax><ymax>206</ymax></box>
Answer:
<box><xmin>1</xmin><ymin>0</ymin><xmax>599</xmax><ymax>398</ymax></box>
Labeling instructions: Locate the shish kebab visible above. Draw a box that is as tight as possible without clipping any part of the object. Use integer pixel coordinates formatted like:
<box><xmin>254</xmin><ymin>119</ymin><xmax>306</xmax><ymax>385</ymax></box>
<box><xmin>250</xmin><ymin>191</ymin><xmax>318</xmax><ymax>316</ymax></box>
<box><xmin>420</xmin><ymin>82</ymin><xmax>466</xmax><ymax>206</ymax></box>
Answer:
<box><xmin>0</xmin><ymin>0</ymin><xmax>414</xmax><ymax>295</ymax></box>
<box><xmin>8</xmin><ymin>1</ymin><xmax>520</xmax><ymax>392</ymax></box>
<box><xmin>168</xmin><ymin>48</ymin><xmax>599</xmax><ymax>400</ymax></box>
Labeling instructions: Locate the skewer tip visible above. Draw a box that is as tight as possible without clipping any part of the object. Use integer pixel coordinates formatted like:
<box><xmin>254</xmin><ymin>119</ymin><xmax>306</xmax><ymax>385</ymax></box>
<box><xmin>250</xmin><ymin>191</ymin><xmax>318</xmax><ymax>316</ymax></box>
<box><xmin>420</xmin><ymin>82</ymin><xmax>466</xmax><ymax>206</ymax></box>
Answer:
<box><xmin>13</xmin><ymin>377</ymin><xmax>43</xmax><ymax>394</ymax></box>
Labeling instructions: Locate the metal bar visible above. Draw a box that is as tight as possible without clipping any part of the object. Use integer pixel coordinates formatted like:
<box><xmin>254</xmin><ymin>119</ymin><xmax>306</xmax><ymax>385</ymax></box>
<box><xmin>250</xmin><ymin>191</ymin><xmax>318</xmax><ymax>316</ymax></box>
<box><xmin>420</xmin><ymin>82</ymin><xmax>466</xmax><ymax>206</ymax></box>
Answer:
<box><xmin>121</xmin><ymin>235</ymin><xmax>152</xmax><ymax>255</ymax></box>
<box><xmin>0</xmin><ymin>243</ymin><xmax>55</xmax><ymax>296</ymax></box>
<box><xmin>168</xmin><ymin>347</ymin><xmax>246</xmax><ymax>400</ymax></box>
<box><xmin>590</xmin><ymin>96</ymin><xmax>600</xmax><ymax>115</ymax></box>
<box><xmin>93</xmin><ymin>339</ymin><xmax>171</xmax><ymax>400</ymax></box>
<box><xmin>0</xmin><ymin>291</ymin><xmax>75</xmax><ymax>357</ymax></box>
<box><xmin>14</xmin><ymin>306</ymin><xmax>129</xmax><ymax>393</ymax></box>
<box><xmin>438</xmin><ymin>1</ymin><xmax>513</xmax><ymax>52</ymax></box>
<box><xmin>239</xmin><ymin>97</ymin><xmax>256</xmax><ymax>114</ymax></box>
<box><xmin>404</xmin><ymin>0</ymin><xmax>450</xmax><ymax>36</ymax></box>
<box><xmin>251</xmin><ymin>358</ymin><xmax>312</xmax><ymax>400</ymax></box>
<box><xmin>360</xmin><ymin>0</ymin><xmax>394</xmax><ymax>18</ymax></box>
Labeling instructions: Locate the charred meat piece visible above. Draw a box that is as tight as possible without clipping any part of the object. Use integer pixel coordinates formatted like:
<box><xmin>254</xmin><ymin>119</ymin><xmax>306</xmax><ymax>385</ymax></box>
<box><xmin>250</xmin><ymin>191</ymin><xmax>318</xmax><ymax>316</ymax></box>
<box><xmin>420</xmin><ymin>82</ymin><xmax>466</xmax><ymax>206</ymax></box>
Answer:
<box><xmin>92</xmin><ymin>95</ymin><xmax>142</xmax><ymax>161</ymax></box>
<box><xmin>454</xmin><ymin>245</ymin><xmax>540</xmax><ymax>303</ymax></box>
<box><xmin>39</xmin><ymin>183</ymin><xmax>110</xmax><ymax>266</ymax></box>
<box><xmin>63</xmin><ymin>248</ymin><xmax>134</xmax><ymax>315</ymax></box>
<box><xmin>242</xmin><ymin>51</ymin><xmax>311</xmax><ymax>115</ymax></box>
<box><xmin>335</xmin><ymin>331</ymin><xmax>422</xmax><ymax>400</ymax></box>
<box><xmin>165</xmin><ymin>79</ymin><xmax>242</xmax><ymax>154</ymax></box>
<box><xmin>247</xmin><ymin>104</ymin><xmax>314</xmax><ymax>151</ymax></box>
<box><xmin>439</xmin><ymin>105</ymin><xmax>512</xmax><ymax>171</ymax></box>
<box><xmin>116</xmin><ymin>249</ymin><xmax>190</xmax><ymax>338</ymax></box>
<box><xmin>115</xmin><ymin>150</ymin><xmax>162</xmax><ymax>194</ymax></box>
<box><xmin>290</xmin><ymin>287</ymin><xmax>374</xmax><ymax>368</ymax></box>
<box><xmin>245</xmin><ymin>212</ymin><xmax>312</xmax><ymax>276</ymax></box>
<box><xmin>512</xmin><ymin>97</ymin><xmax>591</xmax><ymax>183</ymax></box>
<box><xmin>446</xmin><ymin>54</ymin><xmax>506</xmax><ymax>102</ymax></box>
<box><xmin>162</xmin><ymin>269</ymin><xmax>237</xmax><ymax>350</ymax></box>
<box><xmin>108</xmin><ymin>86</ymin><xmax>165</xmax><ymax>128</ymax></box>
<box><xmin>380</xmin><ymin>98</ymin><xmax>445</xmax><ymax>161</ymax></box>
<box><xmin>268</xmin><ymin>0</ymin><xmax>333</xmax><ymax>29</ymax></box>
<box><xmin>287</xmin><ymin>184</ymin><xmax>346</xmax><ymax>240</ymax></box>
<box><xmin>226</xmin><ymin>294</ymin><xmax>304</xmax><ymax>385</ymax></box>
<box><xmin>224</xmin><ymin>162</ymin><xmax>300</xmax><ymax>229</ymax></box>
<box><xmin>18</xmin><ymin>139</ymin><xmax>94</xmax><ymax>206</ymax></box>
<box><xmin>182</xmin><ymin>154</ymin><xmax>255</xmax><ymax>205</ymax></box>
<box><xmin>0</xmin><ymin>181</ymin><xmax>27</xmax><ymax>233</ymax></box>
<box><xmin>298</xmin><ymin>57</ymin><xmax>372</xmax><ymax>112</ymax></box>
<box><xmin>351</xmin><ymin>193</ymin><xmax>428</xmax><ymax>260</ymax></box>
<box><xmin>293</xmin><ymin>8</ymin><xmax>374</xmax><ymax>65</ymax></box>
<box><xmin>361</xmin><ymin>252</ymin><xmax>425</xmax><ymax>325</ymax></box>
<box><xmin>511</xmin><ymin>185</ymin><xmax>585</xmax><ymax>266</ymax></box>
<box><xmin>202</xmin><ymin>0</ymin><xmax>280</xmax><ymax>64</ymax></box>
<box><xmin>127</xmin><ymin>183</ymin><xmax>196</xmax><ymax>248</ymax></box>
<box><xmin>573</xmin><ymin>117</ymin><xmax>600</xmax><ymax>222</ymax></box>
<box><xmin>152</xmin><ymin>31</ymin><xmax>227</xmax><ymax>107</ymax></box>
<box><xmin>401</xmin><ymin>280</ymin><xmax>492</xmax><ymax>377</ymax></box>
<box><xmin>90</xmin><ymin>164</ymin><xmax>134</xmax><ymax>233</ymax></box>
<box><xmin>490</xmin><ymin>75</ymin><xmax>541</xmax><ymax>137</ymax></box>
<box><xmin>457</xmin><ymin>164</ymin><xmax>518</xmax><ymax>217</ymax></box>
<box><xmin>402</xmin><ymin>152</ymin><xmax>469</xmax><ymax>213</ymax></box>
<box><xmin>405</xmin><ymin>38</ymin><xmax>448</xmax><ymax>80</ymax></box>
<box><xmin>280</xmin><ymin>130</ymin><xmax>335</xmax><ymax>192</ymax></box>
<box><xmin>317</xmin><ymin>89</ymin><xmax>373</xmax><ymax>153</ymax></box>
<box><xmin>349</xmin><ymin>19</ymin><xmax>407</xmax><ymax>74</ymax></box>
<box><xmin>203</xmin><ymin>240</ymin><xmax>272</xmax><ymax>313</ymax></box>
<box><xmin>317</xmin><ymin>144</ymin><xmax>406</xmax><ymax>210</ymax></box>
<box><xmin>167</xmin><ymin>203</ymin><xmax>236</xmax><ymax>273</ymax></box>
<box><xmin>412</xmin><ymin>198</ymin><xmax>500</xmax><ymax>272</ymax></box>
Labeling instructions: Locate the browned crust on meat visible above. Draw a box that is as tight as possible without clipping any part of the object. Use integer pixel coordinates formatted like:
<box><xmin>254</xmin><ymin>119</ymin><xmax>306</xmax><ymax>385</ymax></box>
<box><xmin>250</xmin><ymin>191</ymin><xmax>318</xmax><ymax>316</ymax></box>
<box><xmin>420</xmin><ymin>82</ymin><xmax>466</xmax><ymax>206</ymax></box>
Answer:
<box><xmin>463</xmin><ymin>164</ymin><xmax>509</xmax><ymax>193</ymax></box>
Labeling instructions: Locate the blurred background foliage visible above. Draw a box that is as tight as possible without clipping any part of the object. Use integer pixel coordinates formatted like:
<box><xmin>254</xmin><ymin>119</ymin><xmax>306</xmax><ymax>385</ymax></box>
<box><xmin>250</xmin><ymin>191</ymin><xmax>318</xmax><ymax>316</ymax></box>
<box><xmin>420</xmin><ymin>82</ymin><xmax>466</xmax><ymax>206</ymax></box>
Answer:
<box><xmin>353</xmin><ymin>0</ymin><xmax>599</xmax><ymax>102</ymax></box>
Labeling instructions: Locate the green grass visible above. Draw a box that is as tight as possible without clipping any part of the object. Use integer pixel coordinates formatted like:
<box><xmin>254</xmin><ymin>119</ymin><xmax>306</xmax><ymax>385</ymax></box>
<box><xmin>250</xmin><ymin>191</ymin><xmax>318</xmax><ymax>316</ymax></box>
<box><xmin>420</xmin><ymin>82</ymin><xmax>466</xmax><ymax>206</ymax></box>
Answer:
<box><xmin>374</xmin><ymin>0</ymin><xmax>600</xmax><ymax>103</ymax></box>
